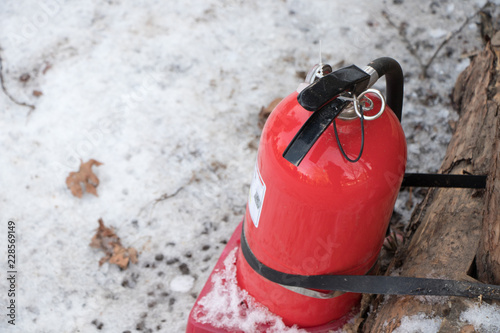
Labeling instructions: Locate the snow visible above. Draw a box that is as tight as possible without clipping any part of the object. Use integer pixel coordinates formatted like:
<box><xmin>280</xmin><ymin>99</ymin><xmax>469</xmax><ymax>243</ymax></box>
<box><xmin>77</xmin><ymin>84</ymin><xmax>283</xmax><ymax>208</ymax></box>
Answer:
<box><xmin>192</xmin><ymin>247</ymin><xmax>305</xmax><ymax>333</ymax></box>
<box><xmin>460</xmin><ymin>303</ymin><xmax>500</xmax><ymax>332</ymax></box>
<box><xmin>170</xmin><ymin>275</ymin><xmax>195</xmax><ymax>293</ymax></box>
<box><xmin>0</xmin><ymin>0</ymin><xmax>499</xmax><ymax>332</ymax></box>
<box><xmin>391</xmin><ymin>313</ymin><xmax>443</xmax><ymax>333</ymax></box>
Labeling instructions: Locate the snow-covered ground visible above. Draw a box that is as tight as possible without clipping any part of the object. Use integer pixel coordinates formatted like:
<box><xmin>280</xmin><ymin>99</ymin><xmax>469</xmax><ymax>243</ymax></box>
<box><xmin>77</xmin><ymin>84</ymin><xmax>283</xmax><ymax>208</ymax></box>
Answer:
<box><xmin>1</xmin><ymin>0</ymin><xmax>499</xmax><ymax>332</ymax></box>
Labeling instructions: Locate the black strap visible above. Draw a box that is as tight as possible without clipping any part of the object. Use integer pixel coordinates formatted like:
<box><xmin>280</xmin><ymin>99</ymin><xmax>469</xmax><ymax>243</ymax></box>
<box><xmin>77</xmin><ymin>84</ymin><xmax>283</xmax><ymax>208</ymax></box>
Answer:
<box><xmin>402</xmin><ymin>173</ymin><xmax>487</xmax><ymax>189</ymax></box>
<box><xmin>240</xmin><ymin>225</ymin><xmax>500</xmax><ymax>300</ymax></box>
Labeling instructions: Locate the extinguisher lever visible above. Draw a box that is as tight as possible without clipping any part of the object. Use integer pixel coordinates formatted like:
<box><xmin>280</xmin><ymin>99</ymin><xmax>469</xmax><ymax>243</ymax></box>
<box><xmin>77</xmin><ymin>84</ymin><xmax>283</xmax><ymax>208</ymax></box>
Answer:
<box><xmin>284</xmin><ymin>58</ymin><xmax>405</xmax><ymax>167</ymax></box>
<box><xmin>283</xmin><ymin>98</ymin><xmax>350</xmax><ymax>166</ymax></box>
<box><xmin>283</xmin><ymin>65</ymin><xmax>371</xmax><ymax>166</ymax></box>
<box><xmin>297</xmin><ymin>65</ymin><xmax>370</xmax><ymax>112</ymax></box>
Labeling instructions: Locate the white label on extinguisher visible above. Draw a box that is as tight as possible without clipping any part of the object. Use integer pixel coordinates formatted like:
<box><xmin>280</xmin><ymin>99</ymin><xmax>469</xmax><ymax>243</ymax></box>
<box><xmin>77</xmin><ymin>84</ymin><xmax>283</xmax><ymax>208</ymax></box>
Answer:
<box><xmin>248</xmin><ymin>164</ymin><xmax>266</xmax><ymax>228</ymax></box>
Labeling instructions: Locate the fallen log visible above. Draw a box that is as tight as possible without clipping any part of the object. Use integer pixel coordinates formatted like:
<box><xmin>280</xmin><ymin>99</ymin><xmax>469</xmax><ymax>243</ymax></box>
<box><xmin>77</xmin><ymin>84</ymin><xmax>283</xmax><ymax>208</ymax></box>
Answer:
<box><xmin>476</xmin><ymin>32</ymin><xmax>500</xmax><ymax>286</ymax></box>
<box><xmin>361</xmin><ymin>32</ymin><xmax>500</xmax><ymax>332</ymax></box>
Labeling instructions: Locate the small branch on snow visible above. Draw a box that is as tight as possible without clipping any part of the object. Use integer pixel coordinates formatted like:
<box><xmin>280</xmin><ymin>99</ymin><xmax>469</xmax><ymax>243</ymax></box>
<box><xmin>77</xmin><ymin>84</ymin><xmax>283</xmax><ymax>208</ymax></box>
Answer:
<box><xmin>138</xmin><ymin>186</ymin><xmax>185</xmax><ymax>218</ymax></box>
<box><xmin>152</xmin><ymin>186</ymin><xmax>184</xmax><ymax>206</ymax></box>
<box><xmin>381</xmin><ymin>10</ymin><xmax>424</xmax><ymax>71</ymax></box>
<box><xmin>0</xmin><ymin>51</ymin><xmax>36</xmax><ymax>116</ymax></box>
<box><xmin>383</xmin><ymin>1</ymin><xmax>492</xmax><ymax>78</ymax></box>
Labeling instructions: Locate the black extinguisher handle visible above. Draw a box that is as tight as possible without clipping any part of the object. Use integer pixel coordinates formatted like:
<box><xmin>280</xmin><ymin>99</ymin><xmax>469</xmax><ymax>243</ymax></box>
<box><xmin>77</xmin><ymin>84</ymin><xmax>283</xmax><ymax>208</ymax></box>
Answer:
<box><xmin>283</xmin><ymin>58</ymin><xmax>404</xmax><ymax>166</ymax></box>
<box><xmin>366</xmin><ymin>57</ymin><xmax>404</xmax><ymax>122</ymax></box>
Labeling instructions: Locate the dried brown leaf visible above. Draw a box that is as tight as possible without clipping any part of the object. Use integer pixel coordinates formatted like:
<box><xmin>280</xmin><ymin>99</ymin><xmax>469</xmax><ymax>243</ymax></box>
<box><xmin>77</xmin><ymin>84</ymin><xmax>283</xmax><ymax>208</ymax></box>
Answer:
<box><xmin>90</xmin><ymin>218</ymin><xmax>118</xmax><ymax>251</ymax></box>
<box><xmin>109</xmin><ymin>244</ymin><xmax>138</xmax><ymax>269</ymax></box>
<box><xmin>66</xmin><ymin>159</ymin><xmax>103</xmax><ymax>198</ymax></box>
<box><xmin>90</xmin><ymin>218</ymin><xmax>138</xmax><ymax>269</ymax></box>
<box><xmin>99</xmin><ymin>254</ymin><xmax>111</xmax><ymax>266</ymax></box>
<box><xmin>128</xmin><ymin>247</ymin><xmax>138</xmax><ymax>264</ymax></box>
<box><xmin>460</xmin><ymin>324</ymin><xmax>477</xmax><ymax>333</ymax></box>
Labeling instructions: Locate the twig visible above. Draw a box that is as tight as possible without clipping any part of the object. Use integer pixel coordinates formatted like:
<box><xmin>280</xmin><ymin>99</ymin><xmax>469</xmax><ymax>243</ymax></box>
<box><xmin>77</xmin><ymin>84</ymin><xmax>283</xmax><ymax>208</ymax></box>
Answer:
<box><xmin>383</xmin><ymin>1</ymin><xmax>492</xmax><ymax>78</ymax></box>
<box><xmin>0</xmin><ymin>52</ymin><xmax>36</xmax><ymax>115</ymax></box>
<box><xmin>382</xmin><ymin>10</ymin><xmax>425</xmax><ymax>70</ymax></box>
<box><xmin>152</xmin><ymin>186</ymin><xmax>184</xmax><ymax>206</ymax></box>
<box><xmin>422</xmin><ymin>2</ymin><xmax>491</xmax><ymax>76</ymax></box>
<box><xmin>138</xmin><ymin>186</ymin><xmax>185</xmax><ymax>218</ymax></box>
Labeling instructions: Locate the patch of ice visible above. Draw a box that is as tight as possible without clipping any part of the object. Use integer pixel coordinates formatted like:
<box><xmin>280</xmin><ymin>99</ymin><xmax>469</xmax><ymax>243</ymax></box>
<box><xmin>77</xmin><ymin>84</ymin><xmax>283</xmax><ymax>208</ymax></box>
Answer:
<box><xmin>460</xmin><ymin>303</ymin><xmax>500</xmax><ymax>332</ymax></box>
<box><xmin>192</xmin><ymin>247</ymin><xmax>306</xmax><ymax>333</ymax></box>
<box><xmin>392</xmin><ymin>313</ymin><xmax>442</xmax><ymax>333</ymax></box>
<box><xmin>170</xmin><ymin>275</ymin><xmax>195</xmax><ymax>293</ymax></box>
<box><xmin>429</xmin><ymin>28</ymin><xmax>447</xmax><ymax>39</ymax></box>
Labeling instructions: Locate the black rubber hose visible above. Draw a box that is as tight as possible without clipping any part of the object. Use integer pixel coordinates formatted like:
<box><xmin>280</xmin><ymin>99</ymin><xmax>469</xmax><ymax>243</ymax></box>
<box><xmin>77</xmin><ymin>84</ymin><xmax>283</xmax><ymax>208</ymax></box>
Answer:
<box><xmin>367</xmin><ymin>57</ymin><xmax>404</xmax><ymax>122</ymax></box>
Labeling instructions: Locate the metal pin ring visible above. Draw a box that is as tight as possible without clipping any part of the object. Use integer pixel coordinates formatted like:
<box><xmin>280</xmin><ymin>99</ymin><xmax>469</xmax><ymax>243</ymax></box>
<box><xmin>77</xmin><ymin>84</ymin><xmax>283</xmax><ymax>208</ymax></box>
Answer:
<box><xmin>355</xmin><ymin>89</ymin><xmax>386</xmax><ymax>121</ymax></box>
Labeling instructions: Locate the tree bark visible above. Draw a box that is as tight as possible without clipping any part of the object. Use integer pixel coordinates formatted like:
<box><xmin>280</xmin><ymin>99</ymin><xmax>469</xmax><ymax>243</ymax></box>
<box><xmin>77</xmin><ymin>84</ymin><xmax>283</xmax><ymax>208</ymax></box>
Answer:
<box><xmin>476</xmin><ymin>32</ymin><xmax>500</xmax><ymax>285</ymax></box>
<box><xmin>361</xmin><ymin>33</ymin><xmax>500</xmax><ymax>332</ymax></box>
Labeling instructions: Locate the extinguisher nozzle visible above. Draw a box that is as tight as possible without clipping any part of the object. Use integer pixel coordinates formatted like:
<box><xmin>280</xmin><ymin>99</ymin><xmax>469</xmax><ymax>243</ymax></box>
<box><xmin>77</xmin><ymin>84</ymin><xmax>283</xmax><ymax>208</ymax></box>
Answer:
<box><xmin>366</xmin><ymin>57</ymin><xmax>404</xmax><ymax>122</ymax></box>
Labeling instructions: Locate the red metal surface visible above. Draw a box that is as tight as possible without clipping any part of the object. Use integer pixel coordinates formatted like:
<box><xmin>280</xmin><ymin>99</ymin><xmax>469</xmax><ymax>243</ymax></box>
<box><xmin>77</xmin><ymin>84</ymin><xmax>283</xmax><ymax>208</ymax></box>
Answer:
<box><xmin>236</xmin><ymin>91</ymin><xmax>407</xmax><ymax>327</ymax></box>
<box><xmin>187</xmin><ymin>222</ymin><xmax>357</xmax><ymax>333</ymax></box>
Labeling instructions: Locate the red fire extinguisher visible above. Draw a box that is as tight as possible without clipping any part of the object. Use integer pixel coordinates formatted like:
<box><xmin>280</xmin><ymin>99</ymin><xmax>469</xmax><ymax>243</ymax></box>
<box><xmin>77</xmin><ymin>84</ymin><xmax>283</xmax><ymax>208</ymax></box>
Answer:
<box><xmin>188</xmin><ymin>56</ymin><xmax>498</xmax><ymax>332</ymax></box>
<box><xmin>188</xmin><ymin>57</ymin><xmax>407</xmax><ymax>331</ymax></box>
<box><xmin>236</xmin><ymin>57</ymin><xmax>407</xmax><ymax>327</ymax></box>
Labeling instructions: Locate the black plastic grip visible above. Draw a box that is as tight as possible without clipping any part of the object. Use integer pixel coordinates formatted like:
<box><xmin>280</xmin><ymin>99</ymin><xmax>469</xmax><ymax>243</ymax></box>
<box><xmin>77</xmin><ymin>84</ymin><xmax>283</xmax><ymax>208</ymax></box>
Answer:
<box><xmin>297</xmin><ymin>65</ymin><xmax>370</xmax><ymax>112</ymax></box>
<box><xmin>282</xmin><ymin>99</ymin><xmax>349</xmax><ymax>166</ymax></box>
<box><xmin>367</xmin><ymin>57</ymin><xmax>404</xmax><ymax>121</ymax></box>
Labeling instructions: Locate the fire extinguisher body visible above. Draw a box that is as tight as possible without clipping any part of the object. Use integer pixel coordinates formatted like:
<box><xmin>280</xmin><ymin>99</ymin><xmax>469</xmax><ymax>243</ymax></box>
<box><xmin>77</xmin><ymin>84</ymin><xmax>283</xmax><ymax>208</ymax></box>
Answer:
<box><xmin>236</xmin><ymin>91</ymin><xmax>407</xmax><ymax>327</ymax></box>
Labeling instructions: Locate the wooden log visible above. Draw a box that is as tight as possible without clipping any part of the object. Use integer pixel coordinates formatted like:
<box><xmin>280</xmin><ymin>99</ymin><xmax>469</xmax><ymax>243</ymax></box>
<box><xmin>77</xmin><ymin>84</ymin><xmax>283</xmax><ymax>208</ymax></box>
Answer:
<box><xmin>361</xmin><ymin>33</ymin><xmax>500</xmax><ymax>332</ymax></box>
<box><xmin>476</xmin><ymin>32</ymin><xmax>500</xmax><ymax>285</ymax></box>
